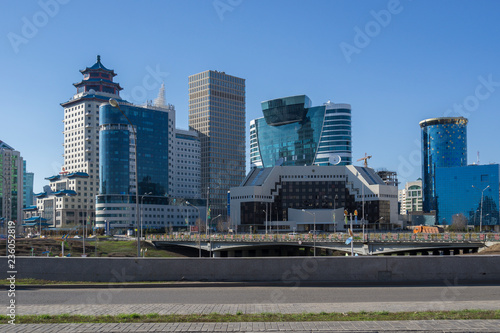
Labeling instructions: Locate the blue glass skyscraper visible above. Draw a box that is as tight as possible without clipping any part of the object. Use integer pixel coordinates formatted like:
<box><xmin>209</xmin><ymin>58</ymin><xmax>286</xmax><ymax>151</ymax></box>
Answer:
<box><xmin>97</xmin><ymin>102</ymin><xmax>172</xmax><ymax>230</ymax></box>
<box><xmin>436</xmin><ymin>164</ymin><xmax>499</xmax><ymax>227</ymax></box>
<box><xmin>99</xmin><ymin>103</ymin><xmax>170</xmax><ymax>197</ymax></box>
<box><xmin>250</xmin><ymin>95</ymin><xmax>352</xmax><ymax>168</ymax></box>
<box><xmin>419</xmin><ymin>117</ymin><xmax>468</xmax><ymax>212</ymax></box>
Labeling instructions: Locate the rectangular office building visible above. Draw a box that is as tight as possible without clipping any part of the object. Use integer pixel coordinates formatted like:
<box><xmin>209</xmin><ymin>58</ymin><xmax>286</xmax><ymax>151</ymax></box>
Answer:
<box><xmin>188</xmin><ymin>70</ymin><xmax>246</xmax><ymax>221</ymax></box>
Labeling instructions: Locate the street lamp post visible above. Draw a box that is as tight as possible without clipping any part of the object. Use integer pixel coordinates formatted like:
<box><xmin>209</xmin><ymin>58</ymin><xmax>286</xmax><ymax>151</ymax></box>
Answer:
<box><xmin>109</xmin><ymin>98</ymin><xmax>141</xmax><ymax>257</ymax></box>
<box><xmin>472</xmin><ymin>185</ymin><xmax>490</xmax><ymax>232</ymax></box>
<box><xmin>262</xmin><ymin>209</ymin><xmax>268</xmax><ymax>234</ymax></box>
<box><xmin>186</xmin><ymin>201</ymin><xmax>201</xmax><ymax>257</ymax></box>
<box><xmin>210</xmin><ymin>214</ymin><xmax>222</xmax><ymax>258</ymax></box>
<box><xmin>374</xmin><ymin>217</ymin><xmax>384</xmax><ymax>230</ymax></box>
<box><xmin>141</xmin><ymin>192</ymin><xmax>152</xmax><ymax>240</ymax></box>
<box><xmin>302</xmin><ymin>209</ymin><xmax>316</xmax><ymax>256</ymax></box>
<box><xmin>205</xmin><ymin>187</ymin><xmax>210</xmax><ymax>236</ymax></box>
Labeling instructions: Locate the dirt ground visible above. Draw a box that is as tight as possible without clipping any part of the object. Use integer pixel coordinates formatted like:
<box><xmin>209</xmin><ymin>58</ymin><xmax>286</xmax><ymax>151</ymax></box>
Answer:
<box><xmin>478</xmin><ymin>243</ymin><xmax>500</xmax><ymax>255</ymax></box>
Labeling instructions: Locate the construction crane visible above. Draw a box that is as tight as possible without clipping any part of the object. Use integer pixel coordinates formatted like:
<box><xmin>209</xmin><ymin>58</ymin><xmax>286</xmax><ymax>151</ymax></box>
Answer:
<box><xmin>357</xmin><ymin>153</ymin><xmax>372</xmax><ymax>167</ymax></box>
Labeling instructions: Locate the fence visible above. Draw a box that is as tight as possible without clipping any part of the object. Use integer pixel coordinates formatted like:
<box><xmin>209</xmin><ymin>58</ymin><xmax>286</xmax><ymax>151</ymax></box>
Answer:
<box><xmin>147</xmin><ymin>232</ymin><xmax>500</xmax><ymax>243</ymax></box>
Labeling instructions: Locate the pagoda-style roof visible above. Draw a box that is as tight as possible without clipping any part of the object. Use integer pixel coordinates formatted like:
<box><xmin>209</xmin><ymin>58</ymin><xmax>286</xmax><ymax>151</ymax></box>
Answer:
<box><xmin>0</xmin><ymin>140</ymin><xmax>15</xmax><ymax>150</ymax></box>
<box><xmin>34</xmin><ymin>192</ymin><xmax>47</xmax><ymax>198</ymax></box>
<box><xmin>80</xmin><ymin>55</ymin><xmax>116</xmax><ymax>76</ymax></box>
<box><xmin>67</xmin><ymin>172</ymin><xmax>89</xmax><ymax>178</ymax></box>
<box><xmin>73</xmin><ymin>79</ymin><xmax>123</xmax><ymax>91</ymax></box>
<box><xmin>54</xmin><ymin>189</ymin><xmax>77</xmax><ymax>196</ymax></box>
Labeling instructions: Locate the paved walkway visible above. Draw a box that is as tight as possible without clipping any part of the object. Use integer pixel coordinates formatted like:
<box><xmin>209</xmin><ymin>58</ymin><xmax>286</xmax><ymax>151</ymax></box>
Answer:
<box><xmin>14</xmin><ymin>300</ymin><xmax>500</xmax><ymax>316</ymax></box>
<box><xmin>3</xmin><ymin>320</ymin><xmax>500</xmax><ymax>332</ymax></box>
<box><xmin>5</xmin><ymin>286</ymin><xmax>500</xmax><ymax>332</ymax></box>
<box><xmin>5</xmin><ymin>302</ymin><xmax>500</xmax><ymax>332</ymax></box>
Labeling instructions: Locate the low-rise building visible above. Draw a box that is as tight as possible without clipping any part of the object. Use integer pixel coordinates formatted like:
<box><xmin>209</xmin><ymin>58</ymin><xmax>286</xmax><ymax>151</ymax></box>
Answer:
<box><xmin>230</xmin><ymin>165</ymin><xmax>398</xmax><ymax>232</ymax></box>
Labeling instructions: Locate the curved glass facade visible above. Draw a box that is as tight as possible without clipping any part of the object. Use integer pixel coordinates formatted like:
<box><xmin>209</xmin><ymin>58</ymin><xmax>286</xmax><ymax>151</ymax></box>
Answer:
<box><xmin>250</xmin><ymin>96</ymin><xmax>351</xmax><ymax>168</ymax></box>
<box><xmin>99</xmin><ymin>104</ymin><xmax>170</xmax><ymax>197</ymax></box>
<box><xmin>420</xmin><ymin>117</ymin><xmax>468</xmax><ymax>212</ymax></box>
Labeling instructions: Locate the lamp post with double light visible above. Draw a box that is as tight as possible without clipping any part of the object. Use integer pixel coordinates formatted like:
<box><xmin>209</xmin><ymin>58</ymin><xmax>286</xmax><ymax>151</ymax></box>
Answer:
<box><xmin>302</xmin><ymin>209</ymin><xmax>316</xmax><ymax>256</ymax></box>
<box><xmin>109</xmin><ymin>98</ymin><xmax>140</xmax><ymax>257</ymax></box>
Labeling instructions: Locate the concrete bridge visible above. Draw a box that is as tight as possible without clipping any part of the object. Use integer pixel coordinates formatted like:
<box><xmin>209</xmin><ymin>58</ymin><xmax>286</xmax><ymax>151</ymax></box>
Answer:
<box><xmin>148</xmin><ymin>232</ymin><xmax>499</xmax><ymax>257</ymax></box>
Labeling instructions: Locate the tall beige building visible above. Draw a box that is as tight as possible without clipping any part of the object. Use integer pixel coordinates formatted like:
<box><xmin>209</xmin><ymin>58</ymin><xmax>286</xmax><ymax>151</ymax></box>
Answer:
<box><xmin>188</xmin><ymin>70</ymin><xmax>246</xmax><ymax>221</ymax></box>
<box><xmin>49</xmin><ymin>55</ymin><xmax>122</xmax><ymax>227</ymax></box>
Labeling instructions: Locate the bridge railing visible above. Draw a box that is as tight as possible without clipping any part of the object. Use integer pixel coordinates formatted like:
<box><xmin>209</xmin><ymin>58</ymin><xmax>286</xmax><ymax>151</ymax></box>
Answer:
<box><xmin>147</xmin><ymin>232</ymin><xmax>500</xmax><ymax>243</ymax></box>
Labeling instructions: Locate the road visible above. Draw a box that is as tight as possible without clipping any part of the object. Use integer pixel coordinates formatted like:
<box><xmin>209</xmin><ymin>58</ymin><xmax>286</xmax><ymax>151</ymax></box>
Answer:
<box><xmin>7</xmin><ymin>284</ymin><xmax>500</xmax><ymax>306</ymax></box>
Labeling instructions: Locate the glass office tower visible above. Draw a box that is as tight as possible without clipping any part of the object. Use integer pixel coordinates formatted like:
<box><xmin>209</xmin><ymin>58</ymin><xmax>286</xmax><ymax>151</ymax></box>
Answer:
<box><xmin>419</xmin><ymin>117</ymin><xmax>468</xmax><ymax>212</ymax></box>
<box><xmin>436</xmin><ymin>164</ymin><xmax>499</xmax><ymax>227</ymax></box>
<box><xmin>98</xmin><ymin>102</ymin><xmax>172</xmax><ymax>229</ymax></box>
<box><xmin>250</xmin><ymin>95</ymin><xmax>352</xmax><ymax>168</ymax></box>
<box><xmin>99</xmin><ymin>103</ymin><xmax>170</xmax><ymax>197</ymax></box>
<box><xmin>188</xmin><ymin>70</ymin><xmax>246</xmax><ymax>220</ymax></box>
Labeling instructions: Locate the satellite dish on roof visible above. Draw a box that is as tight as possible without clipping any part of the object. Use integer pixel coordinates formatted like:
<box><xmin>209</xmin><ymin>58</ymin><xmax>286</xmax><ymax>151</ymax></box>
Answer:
<box><xmin>275</xmin><ymin>157</ymin><xmax>284</xmax><ymax>166</ymax></box>
<box><xmin>329</xmin><ymin>155</ymin><xmax>342</xmax><ymax>165</ymax></box>
<box><xmin>88</xmin><ymin>89</ymin><xmax>96</xmax><ymax>94</ymax></box>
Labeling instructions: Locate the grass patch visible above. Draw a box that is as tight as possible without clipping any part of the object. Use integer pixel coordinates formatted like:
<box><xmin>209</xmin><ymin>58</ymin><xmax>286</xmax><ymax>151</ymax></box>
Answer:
<box><xmin>0</xmin><ymin>278</ymin><xmax>179</xmax><ymax>286</ymax></box>
<box><xmin>3</xmin><ymin>310</ymin><xmax>500</xmax><ymax>324</ymax></box>
<box><xmin>0</xmin><ymin>238</ymin><xmax>181</xmax><ymax>258</ymax></box>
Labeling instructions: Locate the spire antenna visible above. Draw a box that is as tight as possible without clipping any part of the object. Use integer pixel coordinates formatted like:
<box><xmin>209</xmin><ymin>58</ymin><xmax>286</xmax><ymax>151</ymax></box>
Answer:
<box><xmin>154</xmin><ymin>82</ymin><xmax>166</xmax><ymax>107</ymax></box>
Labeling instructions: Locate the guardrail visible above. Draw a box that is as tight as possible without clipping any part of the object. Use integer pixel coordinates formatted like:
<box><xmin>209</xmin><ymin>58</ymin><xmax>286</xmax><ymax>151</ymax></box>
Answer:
<box><xmin>147</xmin><ymin>232</ymin><xmax>500</xmax><ymax>243</ymax></box>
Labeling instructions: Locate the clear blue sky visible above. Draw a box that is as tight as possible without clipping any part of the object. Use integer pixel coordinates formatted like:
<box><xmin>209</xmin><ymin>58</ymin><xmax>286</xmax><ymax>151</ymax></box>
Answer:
<box><xmin>1</xmin><ymin>0</ymin><xmax>500</xmax><ymax>192</ymax></box>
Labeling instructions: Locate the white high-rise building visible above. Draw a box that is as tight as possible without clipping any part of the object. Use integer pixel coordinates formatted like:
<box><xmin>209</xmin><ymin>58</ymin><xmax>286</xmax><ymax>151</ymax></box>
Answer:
<box><xmin>56</xmin><ymin>55</ymin><xmax>123</xmax><ymax>226</ymax></box>
<box><xmin>172</xmin><ymin>129</ymin><xmax>201</xmax><ymax>199</ymax></box>
<box><xmin>399</xmin><ymin>180</ymin><xmax>423</xmax><ymax>215</ymax></box>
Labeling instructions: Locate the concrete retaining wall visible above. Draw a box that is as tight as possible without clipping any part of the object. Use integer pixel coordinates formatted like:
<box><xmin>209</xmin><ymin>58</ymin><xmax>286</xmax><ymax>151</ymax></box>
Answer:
<box><xmin>2</xmin><ymin>256</ymin><xmax>500</xmax><ymax>283</ymax></box>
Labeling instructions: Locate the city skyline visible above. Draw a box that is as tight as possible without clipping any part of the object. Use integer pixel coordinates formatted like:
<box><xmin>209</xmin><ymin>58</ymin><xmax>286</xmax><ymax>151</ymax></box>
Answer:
<box><xmin>1</xmin><ymin>0</ymin><xmax>500</xmax><ymax>192</ymax></box>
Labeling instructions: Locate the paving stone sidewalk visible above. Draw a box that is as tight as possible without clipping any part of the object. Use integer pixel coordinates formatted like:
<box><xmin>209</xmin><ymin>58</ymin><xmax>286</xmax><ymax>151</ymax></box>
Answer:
<box><xmin>2</xmin><ymin>320</ymin><xmax>500</xmax><ymax>332</ymax></box>
<box><xmin>15</xmin><ymin>300</ymin><xmax>500</xmax><ymax>316</ymax></box>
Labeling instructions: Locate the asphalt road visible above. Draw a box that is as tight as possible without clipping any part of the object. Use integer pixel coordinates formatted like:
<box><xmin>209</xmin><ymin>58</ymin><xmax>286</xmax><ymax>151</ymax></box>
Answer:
<box><xmin>6</xmin><ymin>284</ymin><xmax>500</xmax><ymax>306</ymax></box>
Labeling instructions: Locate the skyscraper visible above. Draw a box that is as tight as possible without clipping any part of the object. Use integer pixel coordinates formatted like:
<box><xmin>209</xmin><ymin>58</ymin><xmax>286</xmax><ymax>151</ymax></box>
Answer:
<box><xmin>250</xmin><ymin>95</ymin><xmax>352</xmax><ymax>168</ymax></box>
<box><xmin>188</xmin><ymin>70</ymin><xmax>246</xmax><ymax>220</ymax></box>
<box><xmin>0</xmin><ymin>140</ymin><xmax>24</xmax><ymax>224</ymax></box>
<box><xmin>419</xmin><ymin>117</ymin><xmax>468</xmax><ymax>212</ymax></box>
<box><xmin>97</xmin><ymin>88</ymin><xmax>202</xmax><ymax>233</ymax></box>
<box><xmin>23</xmin><ymin>160</ymin><xmax>34</xmax><ymax>208</ymax></box>
<box><xmin>59</xmin><ymin>55</ymin><xmax>123</xmax><ymax>225</ymax></box>
<box><xmin>436</xmin><ymin>164</ymin><xmax>499</xmax><ymax>227</ymax></box>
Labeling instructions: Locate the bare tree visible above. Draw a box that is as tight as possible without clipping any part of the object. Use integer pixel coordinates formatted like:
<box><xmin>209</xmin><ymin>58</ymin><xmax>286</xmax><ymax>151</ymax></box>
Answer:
<box><xmin>450</xmin><ymin>213</ymin><xmax>467</xmax><ymax>232</ymax></box>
